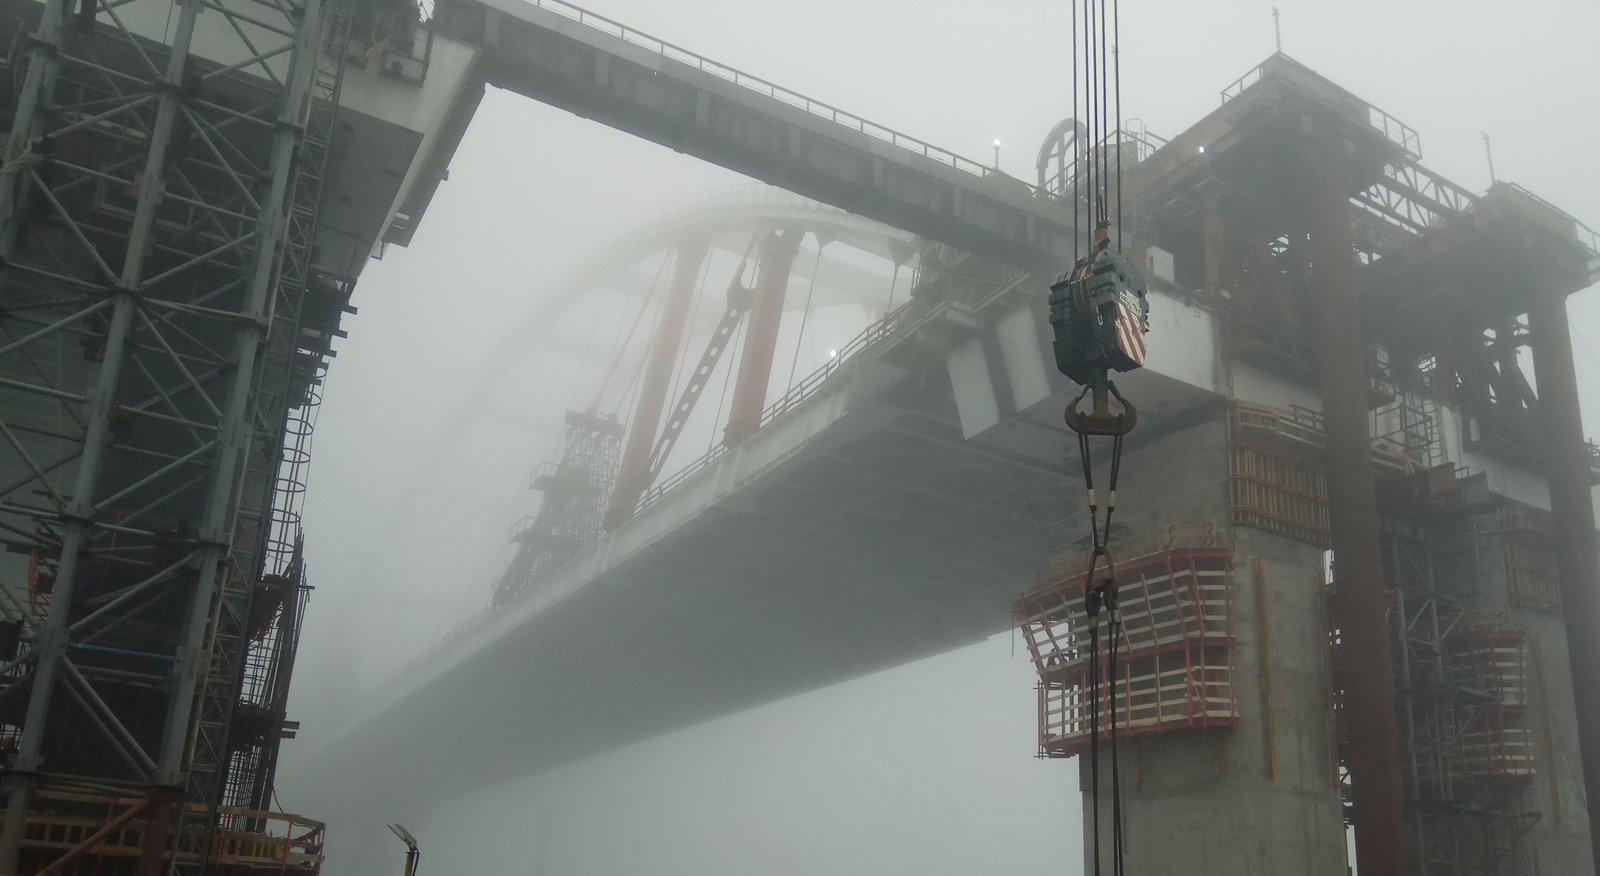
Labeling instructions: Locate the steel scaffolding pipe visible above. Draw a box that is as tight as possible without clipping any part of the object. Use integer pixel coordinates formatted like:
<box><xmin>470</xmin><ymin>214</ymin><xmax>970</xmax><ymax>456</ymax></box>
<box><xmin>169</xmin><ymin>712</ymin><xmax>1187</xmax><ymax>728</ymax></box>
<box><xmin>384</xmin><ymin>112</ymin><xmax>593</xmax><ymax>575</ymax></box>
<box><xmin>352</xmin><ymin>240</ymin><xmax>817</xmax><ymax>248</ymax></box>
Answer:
<box><xmin>1307</xmin><ymin>143</ymin><xmax>1404</xmax><ymax>876</ymax></box>
<box><xmin>0</xmin><ymin>0</ymin><xmax>206</xmax><ymax>860</ymax></box>
<box><xmin>0</xmin><ymin>0</ymin><xmax>340</xmax><ymax>865</ymax></box>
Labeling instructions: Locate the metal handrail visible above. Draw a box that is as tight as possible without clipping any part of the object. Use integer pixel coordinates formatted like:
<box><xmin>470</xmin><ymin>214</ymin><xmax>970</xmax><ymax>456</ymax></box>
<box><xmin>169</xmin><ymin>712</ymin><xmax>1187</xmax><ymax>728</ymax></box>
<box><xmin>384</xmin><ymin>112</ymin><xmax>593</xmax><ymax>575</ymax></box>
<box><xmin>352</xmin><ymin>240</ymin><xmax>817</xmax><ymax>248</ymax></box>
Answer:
<box><xmin>1219</xmin><ymin>61</ymin><xmax>1267</xmax><ymax>104</ymax></box>
<box><xmin>638</xmin><ymin>300</ymin><xmax>922</xmax><ymax>511</ymax></box>
<box><xmin>511</xmin><ymin>0</ymin><xmax>1033</xmax><ymax>194</ymax></box>
<box><xmin>1503</xmin><ymin>182</ymin><xmax>1600</xmax><ymax>264</ymax></box>
<box><xmin>1220</xmin><ymin>55</ymin><xmax>1420</xmax><ymax>161</ymax></box>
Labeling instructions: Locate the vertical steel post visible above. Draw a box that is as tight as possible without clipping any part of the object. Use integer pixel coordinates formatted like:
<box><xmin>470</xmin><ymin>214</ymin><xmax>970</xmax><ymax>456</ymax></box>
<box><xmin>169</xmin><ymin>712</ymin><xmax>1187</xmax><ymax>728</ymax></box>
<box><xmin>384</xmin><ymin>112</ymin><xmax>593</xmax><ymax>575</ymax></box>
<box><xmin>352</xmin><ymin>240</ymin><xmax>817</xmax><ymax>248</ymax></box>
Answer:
<box><xmin>605</xmin><ymin>240</ymin><xmax>708</xmax><ymax>529</ymax></box>
<box><xmin>0</xmin><ymin>0</ymin><xmax>204</xmax><ymax>865</ymax></box>
<box><xmin>1527</xmin><ymin>281</ymin><xmax>1600</xmax><ymax>868</ymax></box>
<box><xmin>723</xmin><ymin>229</ymin><xmax>802</xmax><ymax>447</ymax></box>
<box><xmin>158</xmin><ymin>0</ymin><xmax>326</xmax><ymax>782</ymax></box>
<box><xmin>1307</xmin><ymin>147</ymin><xmax>1404</xmax><ymax>876</ymax></box>
<box><xmin>0</xmin><ymin>0</ymin><xmax>64</xmax><ymax>249</ymax></box>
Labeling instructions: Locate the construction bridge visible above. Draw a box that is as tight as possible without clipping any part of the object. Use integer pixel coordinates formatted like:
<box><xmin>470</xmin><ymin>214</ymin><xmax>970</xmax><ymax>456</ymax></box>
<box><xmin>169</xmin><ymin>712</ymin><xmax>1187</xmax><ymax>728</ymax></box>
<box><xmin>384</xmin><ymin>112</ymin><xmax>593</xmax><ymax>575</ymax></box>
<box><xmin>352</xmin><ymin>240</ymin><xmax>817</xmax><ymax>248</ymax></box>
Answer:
<box><xmin>1</xmin><ymin>0</ymin><xmax>1599</xmax><ymax>874</ymax></box>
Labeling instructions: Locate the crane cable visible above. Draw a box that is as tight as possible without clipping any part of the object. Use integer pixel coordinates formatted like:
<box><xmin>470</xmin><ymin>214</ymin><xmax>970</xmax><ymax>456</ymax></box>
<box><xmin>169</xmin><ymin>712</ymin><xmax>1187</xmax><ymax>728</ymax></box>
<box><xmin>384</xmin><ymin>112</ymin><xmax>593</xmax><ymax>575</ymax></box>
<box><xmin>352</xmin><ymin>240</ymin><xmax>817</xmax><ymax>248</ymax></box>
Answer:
<box><xmin>596</xmin><ymin>252</ymin><xmax>672</xmax><ymax>415</ymax></box>
<box><xmin>1069</xmin><ymin>1</ymin><xmax>1129</xmax><ymax>875</ymax></box>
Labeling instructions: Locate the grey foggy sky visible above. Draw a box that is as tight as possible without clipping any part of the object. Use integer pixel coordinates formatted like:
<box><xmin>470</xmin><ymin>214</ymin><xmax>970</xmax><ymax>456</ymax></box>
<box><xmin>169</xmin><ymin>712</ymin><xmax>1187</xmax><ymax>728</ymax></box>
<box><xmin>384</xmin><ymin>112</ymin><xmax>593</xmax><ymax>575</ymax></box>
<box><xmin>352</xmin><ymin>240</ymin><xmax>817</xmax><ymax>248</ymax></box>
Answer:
<box><xmin>279</xmin><ymin>1</ymin><xmax>1600</xmax><ymax>873</ymax></box>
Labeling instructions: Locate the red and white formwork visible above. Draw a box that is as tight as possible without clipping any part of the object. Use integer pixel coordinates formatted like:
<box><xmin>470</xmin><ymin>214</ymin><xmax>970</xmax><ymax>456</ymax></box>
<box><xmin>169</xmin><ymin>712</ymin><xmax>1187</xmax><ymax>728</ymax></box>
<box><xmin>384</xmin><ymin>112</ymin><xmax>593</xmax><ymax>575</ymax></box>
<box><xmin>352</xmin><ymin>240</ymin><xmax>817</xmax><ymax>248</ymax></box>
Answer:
<box><xmin>1017</xmin><ymin>547</ymin><xmax>1238</xmax><ymax>757</ymax></box>
<box><xmin>1450</xmin><ymin>626</ymin><xmax>1537</xmax><ymax>785</ymax></box>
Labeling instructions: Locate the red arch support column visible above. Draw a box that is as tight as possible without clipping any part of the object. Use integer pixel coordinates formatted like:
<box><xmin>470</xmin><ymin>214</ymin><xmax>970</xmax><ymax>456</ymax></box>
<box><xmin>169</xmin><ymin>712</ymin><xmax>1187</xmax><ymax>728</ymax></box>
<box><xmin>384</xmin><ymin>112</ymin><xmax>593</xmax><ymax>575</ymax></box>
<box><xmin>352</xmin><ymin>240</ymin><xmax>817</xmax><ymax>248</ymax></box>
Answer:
<box><xmin>605</xmin><ymin>240</ymin><xmax>709</xmax><ymax>530</ymax></box>
<box><xmin>723</xmin><ymin>229</ymin><xmax>803</xmax><ymax>447</ymax></box>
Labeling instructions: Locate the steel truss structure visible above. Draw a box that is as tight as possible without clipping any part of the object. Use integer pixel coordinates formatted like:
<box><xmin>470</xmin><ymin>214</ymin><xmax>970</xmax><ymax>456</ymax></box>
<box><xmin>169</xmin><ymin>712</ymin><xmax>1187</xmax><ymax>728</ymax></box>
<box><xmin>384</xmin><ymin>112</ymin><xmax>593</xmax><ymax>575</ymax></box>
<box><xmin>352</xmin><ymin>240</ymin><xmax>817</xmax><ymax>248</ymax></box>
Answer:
<box><xmin>491</xmin><ymin>410</ymin><xmax>624</xmax><ymax>607</ymax></box>
<box><xmin>1386</xmin><ymin>529</ymin><xmax>1539</xmax><ymax>875</ymax></box>
<box><xmin>0</xmin><ymin>0</ymin><xmax>349</xmax><ymax>866</ymax></box>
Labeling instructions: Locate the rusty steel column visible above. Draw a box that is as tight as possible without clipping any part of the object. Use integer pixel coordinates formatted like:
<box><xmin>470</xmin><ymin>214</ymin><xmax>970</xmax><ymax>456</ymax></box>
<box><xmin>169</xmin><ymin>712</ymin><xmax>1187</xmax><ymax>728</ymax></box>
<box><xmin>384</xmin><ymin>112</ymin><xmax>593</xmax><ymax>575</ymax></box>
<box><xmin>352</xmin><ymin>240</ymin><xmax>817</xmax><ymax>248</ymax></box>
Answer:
<box><xmin>604</xmin><ymin>240</ymin><xmax>709</xmax><ymax>529</ymax></box>
<box><xmin>134</xmin><ymin>789</ymin><xmax>175</xmax><ymax>876</ymax></box>
<box><xmin>723</xmin><ymin>229</ymin><xmax>803</xmax><ymax>447</ymax></box>
<box><xmin>1307</xmin><ymin>148</ymin><xmax>1405</xmax><ymax>875</ymax></box>
<box><xmin>1527</xmin><ymin>281</ymin><xmax>1600</xmax><ymax>868</ymax></box>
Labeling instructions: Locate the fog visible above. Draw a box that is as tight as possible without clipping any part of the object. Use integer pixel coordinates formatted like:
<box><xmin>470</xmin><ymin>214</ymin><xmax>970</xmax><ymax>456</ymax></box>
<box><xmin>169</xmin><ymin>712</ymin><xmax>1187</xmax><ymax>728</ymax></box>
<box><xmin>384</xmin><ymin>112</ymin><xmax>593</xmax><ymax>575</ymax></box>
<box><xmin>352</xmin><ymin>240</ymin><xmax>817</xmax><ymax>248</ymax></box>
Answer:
<box><xmin>276</xmin><ymin>1</ymin><xmax>1600</xmax><ymax>873</ymax></box>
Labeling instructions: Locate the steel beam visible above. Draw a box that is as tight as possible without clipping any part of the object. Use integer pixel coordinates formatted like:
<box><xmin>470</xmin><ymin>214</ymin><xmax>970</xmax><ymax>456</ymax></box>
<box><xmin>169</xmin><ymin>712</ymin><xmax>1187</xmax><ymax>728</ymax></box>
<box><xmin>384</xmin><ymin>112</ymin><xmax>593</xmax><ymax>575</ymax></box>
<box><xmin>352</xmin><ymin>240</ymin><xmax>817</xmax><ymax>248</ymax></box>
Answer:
<box><xmin>0</xmin><ymin>0</ymin><xmax>204</xmax><ymax>861</ymax></box>
<box><xmin>723</xmin><ymin>230</ymin><xmax>802</xmax><ymax>447</ymax></box>
<box><xmin>605</xmin><ymin>240</ymin><xmax>708</xmax><ymax>529</ymax></box>
<box><xmin>0</xmin><ymin>0</ymin><xmax>338</xmax><ymax>865</ymax></box>
<box><xmin>1307</xmin><ymin>143</ymin><xmax>1404</xmax><ymax>876</ymax></box>
<box><xmin>1527</xmin><ymin>280</ymin><xmax>1600</xmax><ymax>869</ymax></box>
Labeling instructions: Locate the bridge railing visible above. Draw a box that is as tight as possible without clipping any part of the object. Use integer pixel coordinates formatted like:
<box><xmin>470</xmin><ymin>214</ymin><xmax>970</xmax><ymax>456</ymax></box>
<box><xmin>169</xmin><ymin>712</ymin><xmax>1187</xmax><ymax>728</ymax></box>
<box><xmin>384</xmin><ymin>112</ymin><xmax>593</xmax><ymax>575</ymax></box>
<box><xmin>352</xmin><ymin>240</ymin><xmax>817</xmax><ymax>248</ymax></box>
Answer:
<box><xmin>1501</xmin><ymin>182</ymin><xmax>1600</xmax><ymax>277</ymax></box>
<box><xmin>637</xmin><ymin>300</ymin><xmax>923</xmax><ymax>512</ymax></box>
<box><xmin>1220</xmin><ymin>54</ymin><xmax>1420</xmax><ymax>161</ymax></box>
<box><xmin>512</xmin><ymin>0</ymin><xmax>1029</xmax><ymax>192</ymax></box>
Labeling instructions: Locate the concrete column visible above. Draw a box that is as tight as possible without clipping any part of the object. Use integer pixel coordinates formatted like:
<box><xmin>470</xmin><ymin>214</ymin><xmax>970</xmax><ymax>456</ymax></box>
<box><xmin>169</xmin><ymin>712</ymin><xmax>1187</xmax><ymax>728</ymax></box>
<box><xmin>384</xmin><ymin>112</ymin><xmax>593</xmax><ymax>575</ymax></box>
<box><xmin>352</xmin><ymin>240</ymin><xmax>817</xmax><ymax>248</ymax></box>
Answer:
<box><xmin>1306</xmin><ymin>148</ymin><xmax>1404</xmax><ymax>875</ymax></box>
<box><xmin>605</xmin><ymin>240</ymin><xmax>708</xmax><ymax>529</ymax></box>
<box><xmin>1527</xmin><ymin>282</ymin><xmax>1600</xmax><ymax>869</ymax></box>
<box><xmin>1076</xmin><ymin>419</ymin><xmax>1347</xmax><ymax>874</ymax></box>
<box><xmin>723</xmin><ymin>229</ymin><xmax>802</xmax><ymax>447</ymax></box>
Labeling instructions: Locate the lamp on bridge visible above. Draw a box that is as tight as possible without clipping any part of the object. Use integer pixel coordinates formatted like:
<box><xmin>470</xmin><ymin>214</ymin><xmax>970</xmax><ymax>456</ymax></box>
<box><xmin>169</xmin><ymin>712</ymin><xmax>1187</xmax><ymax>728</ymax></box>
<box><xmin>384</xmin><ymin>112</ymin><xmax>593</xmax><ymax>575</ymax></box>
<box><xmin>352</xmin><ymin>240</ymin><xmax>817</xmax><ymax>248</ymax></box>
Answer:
<box><xmin>993</xmin><ymin>138</ymin><xmax>1002</xmax><ymax>171</ymax></box>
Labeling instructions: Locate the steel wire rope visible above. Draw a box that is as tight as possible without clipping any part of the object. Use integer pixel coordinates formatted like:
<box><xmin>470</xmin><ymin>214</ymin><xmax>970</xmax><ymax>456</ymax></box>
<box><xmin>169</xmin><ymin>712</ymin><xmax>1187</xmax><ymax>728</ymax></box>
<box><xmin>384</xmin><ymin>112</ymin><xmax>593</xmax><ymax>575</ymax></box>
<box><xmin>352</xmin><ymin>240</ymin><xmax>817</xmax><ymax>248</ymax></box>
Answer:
<box><xmin>595</xmin><ymin>250</ymin><xmax>671</xmax><ymax>415</ymax></box>
<box><xmin>1082</xmin><ymin>0</ymin><xmax>1094</xmax><ymax>240</ymax></box>
<box><xmin>1070</xmin><ymin>2</ymin><xmax>1131</xmax><ymax>856</ymax></box>
<box><xmin>705</xmin><ymin>236</ymin><xmax>760</xmax><ymax>453</ymax></box>
<box><xmin>1088</xmin><ymin>587</ymin><xmax>1102</xmax><ymax>876</ymax></box>
<box><xmin>1090</xmin><ymin>0</ymin><xmax>1101</xmax><ymax>226</ymax></box>
<box><xmin>1072</xmin><ymin>0</ymin><xmax>1080</xmax><ymax>262</ymax></box>
<box><xmin>882</xmin><ymin>261</ymin><xmax>902</xmax><ymax>319</ymax></box>
<box><xmin>1113</xmin><ymin>0</ymin><xmax>1122</xmax><ymax>251</ymax></box>
<box><xmin>658</xmin><ymin>242</ymin><xmax>715</xmax><ymax>435</ymax></box>
<box><xmin>784</xmin><ymin>242</ymin><xmax>827</xmax><ymax>394</ymax></box>
<box><xmin>615</xmin><ymin>284</ymin><xmax>669</xmax><ymax>434</ymax></box>
<box><xmin>609</xmin><ymin>262</ymin><xmax>678</xmax><ymax>466</ymax></box>
<box><xmin>708</xmin><ymin>315</ymin><xmax>745</xmax><ymax>454</ymax></box>
<box><xmin>567</xmin><ymin>264</ymin><xmax>613</xmax><ymax>410</ymax></box>
<box><xmin>1099</xmin><ymin>0</ymin><xmax>1110</xmax><ymax>227</ymax></box>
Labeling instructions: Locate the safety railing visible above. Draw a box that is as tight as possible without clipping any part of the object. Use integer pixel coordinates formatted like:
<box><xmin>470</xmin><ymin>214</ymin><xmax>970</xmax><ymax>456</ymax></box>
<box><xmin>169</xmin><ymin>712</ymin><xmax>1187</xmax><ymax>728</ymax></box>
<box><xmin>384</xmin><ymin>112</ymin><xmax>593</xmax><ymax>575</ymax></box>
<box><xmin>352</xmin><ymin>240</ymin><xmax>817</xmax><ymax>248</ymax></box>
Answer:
<box><xmin>340</xmin><ymin>19</ymin><xmax>434</xmax><ymax>85</ymax></box>
<box><xmin>1220</xmin><ymin>55</ymin><xmax>1421</xmax><ymax>160</ymax></box>
<box><xmin>656</xmin><ymin>183</ymin><xmax>860</xmax><ymax>221</ymax></box>
<box><xmin>512</xmin><ymin>0</ymin><xmax>1029</xmax><ymax>192</ymax></box>
<box><xmin>1038</xmin><ymin>123</ymin><xmax>1170</xmax><ymax>200</ymax></box>
<box><xmin>638</xmin><ymin>300</ymin><xmax>923</xmax><ymax>512</ymax></box>
<box><xmin>1367</xmin><ymin>106</ymin><xmax>1421</xmax><ymax>161</ymax></box>
<box><xmin>1503</xmin><ymin>182</ymin><xmax>1600</xmax><ymax>266</ymax></box>
<box><xmin>409</xmin><ymin>604</ymin><xmax>495</xmax><ymax>670</ymax></box>
<box><xmin>1219</xmin><ymin>60</ymin><xmax>1267</xmax><ymax>103</ymax></box>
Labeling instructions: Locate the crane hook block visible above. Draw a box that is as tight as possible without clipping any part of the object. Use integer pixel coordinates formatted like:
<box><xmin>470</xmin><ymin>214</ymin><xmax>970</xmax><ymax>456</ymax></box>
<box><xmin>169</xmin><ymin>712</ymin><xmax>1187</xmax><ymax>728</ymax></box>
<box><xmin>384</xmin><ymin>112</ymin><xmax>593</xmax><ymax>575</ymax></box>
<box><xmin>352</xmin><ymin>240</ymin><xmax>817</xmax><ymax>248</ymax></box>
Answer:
<box><xmin>1047</xmin><ymin>247</ymin><xmax>1150</xmax><ymax>387</ymax></box>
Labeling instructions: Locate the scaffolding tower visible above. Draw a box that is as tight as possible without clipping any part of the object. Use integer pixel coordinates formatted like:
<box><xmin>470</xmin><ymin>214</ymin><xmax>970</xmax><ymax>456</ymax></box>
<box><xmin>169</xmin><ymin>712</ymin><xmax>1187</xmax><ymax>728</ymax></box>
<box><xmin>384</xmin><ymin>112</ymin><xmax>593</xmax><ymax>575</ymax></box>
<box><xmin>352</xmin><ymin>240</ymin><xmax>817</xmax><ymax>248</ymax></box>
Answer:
<box><xmin>1385</xmin><ymin>528</ymin><xmax>1540</xmax><ymax>875</ymax></box>
<box><xmin>491</xmin><ymin>410</ymin><xmax>624</xmax><ymax>607</ymax></box>
<box><xmin>0</xmin><ymin>0</ymin><xmax>353</xmax><ymax>865</ymax></box>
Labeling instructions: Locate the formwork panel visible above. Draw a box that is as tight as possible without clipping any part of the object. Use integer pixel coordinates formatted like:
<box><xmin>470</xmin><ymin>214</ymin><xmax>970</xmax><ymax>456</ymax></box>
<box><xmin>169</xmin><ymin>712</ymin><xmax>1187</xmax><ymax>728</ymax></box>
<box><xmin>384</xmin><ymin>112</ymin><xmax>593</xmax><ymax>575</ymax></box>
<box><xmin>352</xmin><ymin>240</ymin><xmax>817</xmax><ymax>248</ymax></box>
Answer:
<box><xmin>1038</xmin><ymin>645</ymin><xmax>1236</xmax><ymax>756</ymax></box>
<box><xmin>1226</xmin><ymin>404</ymin><xmax>1332</xmax><ymax>547</ymax></box>
<box><xmin>1018</xmin><ymin>546</ymin><xmax>1237</xmax><ymax>756</ymax></box>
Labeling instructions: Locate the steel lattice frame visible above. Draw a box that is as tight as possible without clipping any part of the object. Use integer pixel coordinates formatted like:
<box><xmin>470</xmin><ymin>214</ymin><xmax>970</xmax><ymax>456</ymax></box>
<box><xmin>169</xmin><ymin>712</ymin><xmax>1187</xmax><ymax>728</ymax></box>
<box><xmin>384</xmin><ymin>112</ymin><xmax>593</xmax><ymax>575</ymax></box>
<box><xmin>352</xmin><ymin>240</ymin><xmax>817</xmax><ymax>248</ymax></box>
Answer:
<box><xmin>0</xmin><ymin>0</ymin><xmax>345</xmax><ymax>866</ymax></box>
